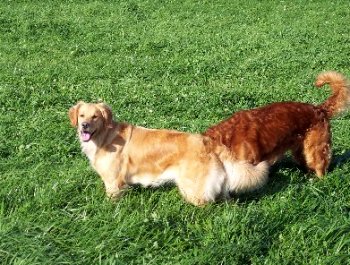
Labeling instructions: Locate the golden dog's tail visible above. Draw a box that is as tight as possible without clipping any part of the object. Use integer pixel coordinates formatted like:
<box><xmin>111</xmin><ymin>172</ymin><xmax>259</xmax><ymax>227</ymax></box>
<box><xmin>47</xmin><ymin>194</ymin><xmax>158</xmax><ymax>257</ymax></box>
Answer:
<box><xmin>315</xmin><ymin>71</ymin><xmax>350</xmax><ymax>118</ymax></box>
<box><xmin>222</xmin><ymin>160</ymin><xmax>269</xmax><ymax>194</ymax></box>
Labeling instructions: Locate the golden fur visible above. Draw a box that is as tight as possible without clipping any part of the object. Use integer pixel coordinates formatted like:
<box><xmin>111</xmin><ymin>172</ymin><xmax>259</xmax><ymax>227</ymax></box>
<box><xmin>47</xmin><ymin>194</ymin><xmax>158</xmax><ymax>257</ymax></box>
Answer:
<box><xmin>69</xmin><ymin>102</ymin><xmax>269</xmax><ymax>206</ymax></box>
<box><xmin>204</xmin><ymin>71</ymin><xmax>350</xmax><ymax>178</ymax></box>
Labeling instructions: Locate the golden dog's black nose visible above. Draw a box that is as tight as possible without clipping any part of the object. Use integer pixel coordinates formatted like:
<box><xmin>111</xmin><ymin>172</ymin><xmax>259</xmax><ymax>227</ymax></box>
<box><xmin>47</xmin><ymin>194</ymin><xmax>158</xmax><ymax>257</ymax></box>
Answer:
<box><xmin>82</xmin><ymin>122</ymin><xmax>90</xmax><ymax>129</ymax></box>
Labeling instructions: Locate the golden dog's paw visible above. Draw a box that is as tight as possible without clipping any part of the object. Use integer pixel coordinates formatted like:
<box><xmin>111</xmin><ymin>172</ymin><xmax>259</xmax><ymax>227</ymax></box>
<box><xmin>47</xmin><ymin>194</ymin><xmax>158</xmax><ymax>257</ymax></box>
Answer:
<box><xmin>184</xmin><ymin>195</ymin><xmax>209</xmax><ymax>207</ymax></box>
<box><xmin>106</xmin><ymin>190</ymin><xmax>125</xmax><ymax>201</ymax></box>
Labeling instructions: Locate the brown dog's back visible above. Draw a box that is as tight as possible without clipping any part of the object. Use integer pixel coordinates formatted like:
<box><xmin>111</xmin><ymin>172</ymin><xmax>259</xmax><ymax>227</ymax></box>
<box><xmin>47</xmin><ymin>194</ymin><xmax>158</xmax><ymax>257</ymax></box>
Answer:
<box><xmin>205</xmin><ymin>102</ymin><xmax>325</xmax><ymax>164</ymax></box>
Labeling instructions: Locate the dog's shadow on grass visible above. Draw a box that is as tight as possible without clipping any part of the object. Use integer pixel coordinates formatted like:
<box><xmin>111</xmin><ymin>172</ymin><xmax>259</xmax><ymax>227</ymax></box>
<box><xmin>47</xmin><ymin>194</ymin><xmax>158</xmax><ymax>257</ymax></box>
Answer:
<box><xmin>235</xmin><ymin>150</ymin><xmax>350</xmax><ymax>204</ymax></box>
<box><xmin>329</xmin><ymin>149</ymin><xmax>350</xmax><ymax>172</ymax></box>
<box><xmin>232</xmin><ymin>157</ymin><xmax>306</xmax><ymax>204</ymax></box>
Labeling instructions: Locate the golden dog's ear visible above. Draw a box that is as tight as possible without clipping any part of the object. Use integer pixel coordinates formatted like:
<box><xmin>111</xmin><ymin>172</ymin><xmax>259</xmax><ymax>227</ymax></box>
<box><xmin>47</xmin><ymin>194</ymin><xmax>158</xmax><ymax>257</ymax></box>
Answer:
<box><xmin>68</xmin><ymin>101</ymin><xmax>84</xmax><ymax>127</ymax></box>
<box><xmin>97</xmin><ymin>103</ymin><xmax>113</xmax><ymax>127</ymax></box>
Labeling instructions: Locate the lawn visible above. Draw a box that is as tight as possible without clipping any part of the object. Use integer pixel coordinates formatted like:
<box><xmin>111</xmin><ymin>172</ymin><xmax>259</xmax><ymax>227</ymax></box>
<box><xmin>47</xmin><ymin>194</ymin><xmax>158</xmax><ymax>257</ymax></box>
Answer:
<box><xmin>1</xmin><ymin>0</ymin><xmax>350</xmax><ymax>264</ymax></box>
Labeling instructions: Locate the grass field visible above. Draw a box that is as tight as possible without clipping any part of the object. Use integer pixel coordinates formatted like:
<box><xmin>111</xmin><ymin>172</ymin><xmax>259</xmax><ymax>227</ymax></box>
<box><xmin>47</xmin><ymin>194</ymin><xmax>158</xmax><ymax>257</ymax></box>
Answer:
<box><xmin>1</xmin><ymin>0</ymin><xmax>350</xmax><ymax>264</ymax></box>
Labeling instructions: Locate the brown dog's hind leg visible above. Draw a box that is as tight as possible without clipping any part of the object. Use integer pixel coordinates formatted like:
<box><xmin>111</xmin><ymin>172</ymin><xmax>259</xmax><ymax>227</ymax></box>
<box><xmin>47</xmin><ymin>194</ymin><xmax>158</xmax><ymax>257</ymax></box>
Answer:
<box><xmin>233</xmin><ymin>140</ymin><xmax>261</xmax><ymax>164</ymax></box>
<box><xmin>303</xmin><ymin>123</ymin><xmax>331</xmax><ymax>178</ymax></box>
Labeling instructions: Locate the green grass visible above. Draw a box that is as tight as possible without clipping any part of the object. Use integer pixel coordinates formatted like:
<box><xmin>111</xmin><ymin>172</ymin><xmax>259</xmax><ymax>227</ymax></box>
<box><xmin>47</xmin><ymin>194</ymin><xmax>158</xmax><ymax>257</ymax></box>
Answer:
<box><xmin>1</xmin><ymin>0</ymin><xmax>350</xmax><ymax>264</ymax></box>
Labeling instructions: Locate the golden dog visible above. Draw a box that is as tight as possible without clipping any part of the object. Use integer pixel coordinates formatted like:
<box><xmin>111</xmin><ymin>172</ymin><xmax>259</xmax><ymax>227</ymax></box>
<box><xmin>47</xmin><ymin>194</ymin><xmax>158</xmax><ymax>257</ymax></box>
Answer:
<box><xmin>69</xmin><ymin>102</ymin><xmax>268</xmax><ymax>206</ymax></box>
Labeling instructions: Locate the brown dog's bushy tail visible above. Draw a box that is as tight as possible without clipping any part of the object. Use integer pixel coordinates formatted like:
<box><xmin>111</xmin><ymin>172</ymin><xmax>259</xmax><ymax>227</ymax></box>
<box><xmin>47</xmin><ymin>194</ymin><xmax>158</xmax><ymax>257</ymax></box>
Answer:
<box><xmin>315</xmin><ymin>71</ymin><xmax>350</xmax><ymax>118</ymax></box>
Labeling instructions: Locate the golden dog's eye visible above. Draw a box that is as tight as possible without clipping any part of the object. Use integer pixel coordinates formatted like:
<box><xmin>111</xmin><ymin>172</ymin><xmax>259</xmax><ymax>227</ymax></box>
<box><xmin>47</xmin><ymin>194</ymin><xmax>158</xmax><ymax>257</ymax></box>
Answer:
<box><xmin>79</xmin><ymin>114</ymin><xmax>85</xmax><ymax>118</ymax></box>
<box><xmin>92</xmin><ymin>115</ymin><xmax>97</xmax><ymax>119</ymax></box>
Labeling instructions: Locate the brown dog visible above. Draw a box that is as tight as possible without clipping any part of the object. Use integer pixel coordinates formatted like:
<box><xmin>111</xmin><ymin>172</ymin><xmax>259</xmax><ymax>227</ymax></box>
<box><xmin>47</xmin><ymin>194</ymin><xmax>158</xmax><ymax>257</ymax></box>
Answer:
<box><xmin>69</xmin><ymin>102</ymin><xmax>268</xmax><ymax>205</ymax></box>
<box><xmin>204</xmin><ymin>71</ymin><xmax>350</xmax><ymax>178</ymax></box>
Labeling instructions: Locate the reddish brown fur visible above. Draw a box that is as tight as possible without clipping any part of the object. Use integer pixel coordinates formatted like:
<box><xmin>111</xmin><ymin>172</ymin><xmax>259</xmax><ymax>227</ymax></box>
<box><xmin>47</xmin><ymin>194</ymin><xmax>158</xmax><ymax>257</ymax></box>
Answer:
<box><xmin>204</xmin><ymin>71</ymin><xmax>350</xmax><ymax>177</ymax></box>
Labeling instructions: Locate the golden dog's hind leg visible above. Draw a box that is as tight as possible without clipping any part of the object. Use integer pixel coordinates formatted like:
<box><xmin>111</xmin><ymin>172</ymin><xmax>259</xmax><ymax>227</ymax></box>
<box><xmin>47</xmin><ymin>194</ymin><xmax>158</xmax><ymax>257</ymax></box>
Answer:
<box><xmin>176</xmin><ymin>159</ymin><xmax>225</xmax><ymax>206</ymax></box>
<box><xmin>177</xmin><ymin>176</ymin><xmax>208</xmax><ymax>206</ymax></box>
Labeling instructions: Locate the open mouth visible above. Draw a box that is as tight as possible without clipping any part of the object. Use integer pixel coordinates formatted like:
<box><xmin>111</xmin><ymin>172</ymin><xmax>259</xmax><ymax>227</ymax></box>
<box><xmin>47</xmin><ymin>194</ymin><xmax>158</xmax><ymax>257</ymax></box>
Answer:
<box><xmin>80</xmin><ymin>130</ymin><xmax>95</xmax><ymax>142</ymax></box>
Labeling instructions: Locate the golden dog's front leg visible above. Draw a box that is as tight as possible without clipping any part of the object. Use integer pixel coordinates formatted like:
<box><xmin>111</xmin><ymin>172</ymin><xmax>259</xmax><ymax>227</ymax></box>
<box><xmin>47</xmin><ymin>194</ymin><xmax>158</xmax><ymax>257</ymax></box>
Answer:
<box><xmin>95</xmin><ymin>153</ymin><xmax>129</xmax><ymax>200</ymax></box>
<box><xmin>102</xmin><ymin>175</ymin><xmax>127</xmax><ymax>200</ymax></box>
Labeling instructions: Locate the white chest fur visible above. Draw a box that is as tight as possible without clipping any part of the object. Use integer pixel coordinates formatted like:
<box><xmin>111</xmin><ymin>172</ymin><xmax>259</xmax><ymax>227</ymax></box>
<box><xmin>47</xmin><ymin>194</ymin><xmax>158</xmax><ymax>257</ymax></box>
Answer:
<box><xmin>81</xmin><ymin>140</ymin><xmax>98</xmax><ymax>164</ymax></box>
<box><xmin>81</xmin><ymin>140</ymin><xmax>122</xmax><ymax>182</ymax></box>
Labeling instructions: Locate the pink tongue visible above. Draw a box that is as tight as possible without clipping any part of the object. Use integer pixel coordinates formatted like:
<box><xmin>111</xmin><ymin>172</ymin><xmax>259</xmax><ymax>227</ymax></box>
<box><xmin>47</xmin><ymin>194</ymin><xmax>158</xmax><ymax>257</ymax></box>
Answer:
<box><xmin>81</xmin><ymin>132</ymin><xmax>91</xmax><ymax>141</ymax></box>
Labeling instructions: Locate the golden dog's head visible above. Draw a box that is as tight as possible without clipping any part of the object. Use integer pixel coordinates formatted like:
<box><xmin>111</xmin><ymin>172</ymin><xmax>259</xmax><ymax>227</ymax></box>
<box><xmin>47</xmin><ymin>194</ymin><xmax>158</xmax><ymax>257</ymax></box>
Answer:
<box><xmin>69</xmin><ymin>102</ymin><xmax>112</xmax><ymax>142</ymax></box>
